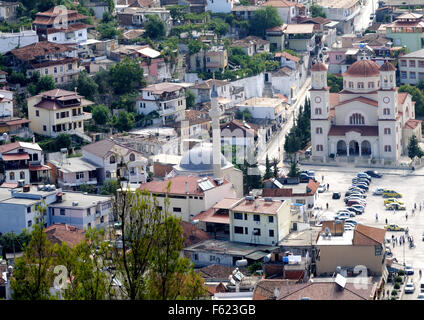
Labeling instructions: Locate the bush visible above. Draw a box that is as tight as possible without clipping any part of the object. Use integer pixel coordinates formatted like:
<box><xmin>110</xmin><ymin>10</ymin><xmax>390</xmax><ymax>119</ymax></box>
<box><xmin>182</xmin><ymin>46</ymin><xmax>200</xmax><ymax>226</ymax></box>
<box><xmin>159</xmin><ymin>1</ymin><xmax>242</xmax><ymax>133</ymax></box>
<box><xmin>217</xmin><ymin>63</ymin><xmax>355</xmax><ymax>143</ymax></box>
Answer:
<box><xmin>391</xmin><ymin>290</ymin><xmax>397</xmax><ymax>296</ymax></box>
<box><xmin>395</xmin><ymin>276</ymin><xmax>403</xmax><ymax>283</ymax></box>
<box><xmin>394</xmin><ymin>283</ymin><xmax>400</xmax><ymax>289</ymax></box>
<box><xmin>398</xmin><ymin>270</ymin><xmax>405</xmax><ymax>276</ymax></box>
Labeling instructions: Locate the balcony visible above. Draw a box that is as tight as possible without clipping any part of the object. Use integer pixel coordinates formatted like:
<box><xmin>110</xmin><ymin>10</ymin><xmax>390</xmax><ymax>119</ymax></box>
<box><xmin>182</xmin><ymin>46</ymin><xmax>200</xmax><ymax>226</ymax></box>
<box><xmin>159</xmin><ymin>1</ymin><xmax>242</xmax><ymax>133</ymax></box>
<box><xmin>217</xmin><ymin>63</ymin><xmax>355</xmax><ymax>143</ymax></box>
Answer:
<box><xmin>71</xmin><ymin>113</ymin><xmax>92</xmax><ymax>121</ymax></box>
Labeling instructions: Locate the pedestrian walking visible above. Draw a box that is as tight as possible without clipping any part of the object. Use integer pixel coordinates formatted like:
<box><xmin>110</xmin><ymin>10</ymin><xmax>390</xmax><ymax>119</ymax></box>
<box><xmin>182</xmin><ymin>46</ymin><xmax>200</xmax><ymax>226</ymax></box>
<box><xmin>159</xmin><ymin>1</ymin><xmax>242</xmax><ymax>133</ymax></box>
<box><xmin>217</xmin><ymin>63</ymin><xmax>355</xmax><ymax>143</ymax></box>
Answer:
<box><xmin>322</xmin><ymin>175</ymin><xmax>324</xmax><ymax>182</ymax></box>
<box><xmin>420</xmin><ymin>270</ymin><xmax>422</xmax><ymax>278</ymax></box>
<box><xmin>376</xmin><ymin>213</ymin><xmax>378</xmax><ymax>221</ymax></box>
<box><xmin>415</xmin><ymin>203</ymin><xmax>417</xmax><ymax>210</ymax></box>
<box><xmin>406</xmin><ymin>213</ymin><xmax>408</xmax><ymax>220</ymax></box>
<box><xmin>327</xmin><ymin>183</ymin><xmax>329</xmax><ymax>190</ymax></box>
<box><xmin>385</xmin><ymin>218</ymin><xmax>388</xmax><ymax>224</ymax></box>
<box><xmin>326</xmin><ymin>203</ymin><xmax>329</xmax><ymax>210</ymax></box>
<box><xmin>420</xmin><ymin>204</ymin><xmax>422</xmax><ymax>212</ymax></box>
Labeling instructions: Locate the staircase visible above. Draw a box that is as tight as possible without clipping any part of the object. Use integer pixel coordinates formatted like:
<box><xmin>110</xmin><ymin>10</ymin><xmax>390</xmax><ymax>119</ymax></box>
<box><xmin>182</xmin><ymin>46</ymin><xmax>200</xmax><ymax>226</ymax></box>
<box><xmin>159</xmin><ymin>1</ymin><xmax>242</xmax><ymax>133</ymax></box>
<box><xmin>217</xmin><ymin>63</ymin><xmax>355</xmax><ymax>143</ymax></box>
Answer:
<box><xmin>68</xmin><ymin>130</ymin><xmax>92</xmax><ymax>143</ymax></box>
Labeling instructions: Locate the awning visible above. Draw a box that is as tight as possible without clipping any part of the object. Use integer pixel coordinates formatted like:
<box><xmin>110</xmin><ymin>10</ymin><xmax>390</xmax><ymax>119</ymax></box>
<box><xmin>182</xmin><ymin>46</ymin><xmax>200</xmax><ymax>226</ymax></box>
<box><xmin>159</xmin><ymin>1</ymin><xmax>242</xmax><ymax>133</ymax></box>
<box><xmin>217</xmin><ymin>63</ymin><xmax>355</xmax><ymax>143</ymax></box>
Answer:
<box><xmin>29</xmin><ymin>164</ymin><xmax>51</xmax><ymax>171</ymax></box>
<box><xmin>2</xmin><ymin>153</ymin><xmax>29</xmax><ymax>161</ymax></box>
<box><xmin>244</xmin><ymin>250</ymin><xmax>269</xmax><ymax>261</ymax></box>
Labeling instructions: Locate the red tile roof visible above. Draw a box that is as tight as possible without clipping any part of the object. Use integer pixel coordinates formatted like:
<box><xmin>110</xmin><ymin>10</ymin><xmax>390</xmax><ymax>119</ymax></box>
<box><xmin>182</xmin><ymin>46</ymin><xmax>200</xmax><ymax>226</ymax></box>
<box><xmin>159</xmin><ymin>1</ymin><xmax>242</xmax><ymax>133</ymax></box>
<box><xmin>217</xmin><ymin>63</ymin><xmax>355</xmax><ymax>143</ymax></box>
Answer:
<box><xmin>10</xmin><ymin>41</ymin><xmax>76</xmax><ymax>62</ymax></box>
<box><xmin>404</xmin><ymin>119</ymin><xmax>422</xmax><ymax>130</ymax></box>
<box><xmin>0</xmin><ymin>141</ymin><xmax>20</xmax><ymax>154</ymax></box>
<box><xmin>353</xmin><ymin>224</ymin><xmax>386</xmax><ymax>246</ymax></box>
<box><xmin>46</xmin><ymin>22</ymin><xmax>93</xmax><ymax>35</ymax></box>
<box><xmin>44</xmin><ymin>224</ymin><xmax>85</xmax><ymax>247</ymax></box>
<box><xmin>141</xmin><ymin>176</ymin><xmax>228</xmax><ymax>196</ymax></box>
<box><xmin>180</xmin><ymin>221</ymin><xmax>211</xmax><ymax>248</ymax></box>
<box><xmin>192</xmin><ymin>207</ymin><xmax>230</xmax><ymax>224</ymax></box>
<box><xmin>328</xmin><ymin>125</ymin><xmax>379</xmax><ymax>136</ymax></box>
<box><xmin>311</xmin><ymin>63</ymin><xmax>328</xmax><ymax>72</ymax></box>
<box><xmin>2</xmin><ymin>153</ymin><xmax>29</xmax><ymax>161</ymax></box>
<box><xmin>0</xmin><ymin>182</ymin><xmax>18</xmax><ymax>188</ymax></box>
<box><xmin>274</xmin><ymin>51</ymin><xmax>300</xmax><ymax>63</ymax></box>
<box><xmin>379</xmin><ymin>61</ymin><xmax>396</xmax><ymax>71</ymax></box>
<box><xmin>253</xmin><ymin>279</ymin><xmax>290</xmax><ymax>300</ymax></box>
<box><xmin>264</xmin><ymin>0</ymin><xmax>304</xmax><ymax>8</ymax></box>
<box><xmin>329</xmin><ymin>93</ymin><xmax>340</xmax><ymax>107</ymax></box>
<box><xmin>343</xmin><ymin>60</ymin><xmax>380</xmax><ymax>77</ymax></box>
<box><xmin>398</xmin><ymin>92</ymin><xmax>409</xmax><ymax>105</ymax></box>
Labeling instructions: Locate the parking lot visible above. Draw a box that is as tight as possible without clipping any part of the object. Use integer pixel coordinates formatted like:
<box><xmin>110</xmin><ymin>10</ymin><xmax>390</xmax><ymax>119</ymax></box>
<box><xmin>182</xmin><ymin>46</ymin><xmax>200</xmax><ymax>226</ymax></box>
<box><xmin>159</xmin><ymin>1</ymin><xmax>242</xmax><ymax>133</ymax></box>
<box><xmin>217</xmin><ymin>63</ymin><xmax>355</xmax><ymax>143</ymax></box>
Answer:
<box><xmin>308</xmin><ymin>168</ymin><xmax>424</xmax><ymax>300</ymax></box>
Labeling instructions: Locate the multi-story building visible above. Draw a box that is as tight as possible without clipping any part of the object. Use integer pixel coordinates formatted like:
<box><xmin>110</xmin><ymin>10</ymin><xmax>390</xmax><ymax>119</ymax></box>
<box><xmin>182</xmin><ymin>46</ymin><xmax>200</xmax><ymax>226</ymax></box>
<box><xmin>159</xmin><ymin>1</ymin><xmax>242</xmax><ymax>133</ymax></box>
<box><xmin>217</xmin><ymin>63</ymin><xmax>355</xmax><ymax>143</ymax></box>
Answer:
<box><xmin>310</xmin><ymin>60</ymin><xmax>422</xmax><ymax>162</ymax></box>
<box><xmin>0</xmin><ymin>141</ymin><xmax>50</xmax><ymax>186</ymax></box>
<box><xmin>33</xmin><ymin>7</ymin><xmax>93</xmax><ymax>44</ymax></box>
<box><xmin>235</xmin><ymin>97</ymin><xmax>286</xmax><ymax>125</ymax></box>
<box><xmin>229</xmin><ymin>196</ymin><xmax>291</xmax><ymax>246</ymax></box>
<box><xmin>48</xmin><ymin>192</ymin><xmax>112</xmax><ymax>230</ymax></box>
<box><xmin>262</xmin><ymin>0</ymin><xmax>305</xmax><ymax>24</ymax></box>
<box><xmin>0</xmin><ymin>1</ymin><xmax>18</xmax><ymax>22</ymax></box>
<box><xmin>398</xmin><ymin>48</ymin><xmax>424</xmax><ymax>85</ymax></box>
<box><xmin>188</xmin><ymin>47</ymin><xmax>228</xmax><ymax>73</ymax></box>
<box><xmin>385</xmin><ymin>13</ymin><xmax>424</xmax><ymax>53</ymax></box>
<box><xmin>82</xmin><ymin>138</ymin><xmax>148</xmax><ymax>185</ymax></box>
<box><xmin>266</xmin><ymin>25</ymin><xmax>286</xmax><ymax>51</ymax></box>
<box><xmin>117</xmin><ymin>6</ymin><xmax>172</xmax><ymax>34</ymax></box>
<box><xmin>47</xmin><ymin>156</ymin><xmax>100</xmax><ymax>191</ymax></box>
<box><xmin>190</xmin><ymin>79</ymin><xmax>232</xmax><ymax>104</ymax></box>
<box><xmin>8</xmin><ymin>41</ymin><xmax>80</xmax><ymax>85</ymax></box>
<box><xmin>284</xmin><ymin>24</ymin><xmax>316</xmax><ymax>53</ymax></box>
<box><xmin>27</xmin><ymin>89</ymin><xmax>93</xmax><ymax>140</ymax></box>
<box><xmin>136</xmin><ymin>82</ymin><xmax>186</xmax><ymax>125</ymax></box>
<box><xmin>205</xmin><ymin>0</ymin><xmax>234</xmax><ymax>13</ymax></box>
<box><xmin>232</xmin><ymin>36</ymin><xmax>270</xmax><ymax>56</ymax></box>
<box><xmin>316</xmin><ymin>221</ymin><xmax>386</xmax><ymax>276</ymax></box>
<box><xmin>315</xmin><ymin>0</ymin><xmax>361</xmax><ymax>34</ymax></box>
<box><xmin>140</xmin><ymin>175</ymin><xmax>237</xmax><ymax>222</ymax></box>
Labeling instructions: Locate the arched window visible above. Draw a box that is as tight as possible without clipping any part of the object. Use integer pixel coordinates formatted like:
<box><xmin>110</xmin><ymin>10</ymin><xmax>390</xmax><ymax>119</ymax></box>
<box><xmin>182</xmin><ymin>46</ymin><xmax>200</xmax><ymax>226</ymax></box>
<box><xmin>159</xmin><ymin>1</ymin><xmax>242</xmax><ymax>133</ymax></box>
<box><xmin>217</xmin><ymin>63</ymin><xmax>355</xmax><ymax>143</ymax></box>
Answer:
<box><xmin>129</xmin><ymin>153</ymin><xmax>135</xmax><ymax>161</ymax></box>
<box><xmin>315</xmin><ymin>108</ymin><xmax>322</xmax><ymax>115</ymax></box>
<box><xmin>384</xmin><ymin>128</ymin><xmax>391</xmax><ymax>135</ymax></box>
<box><xmin>383</xmin><ymin>108</ymin><xmax>390</xmax><ymax>115</ymax></box>
<box><xmin>20</xmin><ymin>171</ymin><xmax>25</xmax><ymax>179</ymax></box>
<box><xmin>384</xmin><ymin>145</ymin><xmax>392</xmax><ymax>152</ymax></box>
<box><xmin>368</xmin><ymin>82</ymin><xmax>374</xmax><ymax>89</ymax></box>
<box><xmin>349</xmin><ymin>81</ymin><xmax>354</xmax><ymax>89</ymax></box>
<box><xmin>316</xmin><ymin>145</ymin><xmax>323</xmax><ymax>152</ymax></box>
<box><xmin>110</xmin><ymin>155</ymin><xmax>116</xmax><ymax>164</ymax></box>
<box><xmin>358</xmin><ymin>82</ymin><xmax>364</xmax><ymax>89</ymax></box>
<box><xmin>9</xmin><ymin>172</ymin><xmax>15</xmax><ymax>180</ymax></box>
<box><xmin>316</xmin><ymin>127</ymin><xmax>323</xmax><ymax>134</ymax></box>
<box><xmin>349</xmin><ymin>113</ymin><xmax>365</xmax><ymax>125</ymax></box>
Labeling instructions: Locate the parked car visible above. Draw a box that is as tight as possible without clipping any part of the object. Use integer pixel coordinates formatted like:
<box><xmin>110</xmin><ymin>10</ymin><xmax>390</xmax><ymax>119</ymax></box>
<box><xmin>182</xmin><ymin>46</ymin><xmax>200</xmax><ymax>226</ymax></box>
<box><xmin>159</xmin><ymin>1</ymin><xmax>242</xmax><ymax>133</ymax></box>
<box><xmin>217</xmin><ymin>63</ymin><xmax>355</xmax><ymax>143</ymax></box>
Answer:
<box><xmin>350</xmin><ymin>204</ymin><xmax>365</xmax><ymax>213</ymax></box>
<box><xmin>357</xmin><ymin>172</ymin><xmax>372</xmax><ymax>180</ymax></box>
<box><xmin>345</xmin><ymin>219</ymin><xmax>358</xmax><ymax>225</ymax></box>
<box><xmin>405</xmin><ymin>282</ymin><xmax>415</xmax><ymax>294</ymax></box>
<box><xmin>382</xmin><ymin>190</ymin><xmax>402</xmax><ymax>198</ymax></box>
<box><xmin>347</xmin><ymin>187</ymin><xmax>365</xmax><ymax>193</ymax></box>
<box><xmin>385</xmin><ymin>203</ymin><xmax>406</xmax><ymax>211</ymax></box>
<box><xmin>337</xmin><ymin>212</ymin><xmax>351</xmax><ymax>219</ymax></box>
<box><xmin>345</xmin><ymin>196</ymin><xmax>366</xmax><ymax>204</ymax></box>
<box><xmin>318</xmin><ymin>184</ymin><xmax>326</xmax><ymax>193</ymax></box>
<box><xmin>417</xmin><ymin>293</ymin><xmax>424</xmax><ymax>299</ymax></box>
<box><xmin>352</xmin><ymin>183</ymin><xmax>369</xmax><ymax>191</ymax></box>
<box><xmin>373</xmin><ymin>188</ymin><xmax>385</xmax><ymax>196</ymax></box>
<box><xmin>384</xmin><ymin>224</ymin><xmax>405</xmax><ymax>231</ymax></box>
<box><xmin>332</xmin><ymin>192</ymin><xmax>341</xmax><ymax>199</ymax></box>
<box><xmin>352</xmin><ymin>178</ymin><xmax>370</xmax><ymax>185</ymax></box>
<box><xmin>300</xmin><ymin>173</ymin><xmax>314</xmax><ymax>183</ymax></box>
<box><xmin>384</xmin><ymin>198</ymin><xmax>404</xmax><ymax>206</ymax></box>
<box><xmin>300</xmin><ymin>170</ymin><xmax>315</xmax><ymax>177</ymax></box>
<box><xmin>347</xmin><ymin>199</ymin><xmax>365</xmax><ymax>207</ymax></box>
<box><xmin>348</xmin><ymin>192</ymin><xmax>366</xmax><ymax>198</ymax></box>
<box><xmin>405</xmin><ymin>265</ymin><xmax>414</xmax><ymax>275</ymax></box>
<box><xmin>365</xmin><ymin>170</ymin><xmax>382</xmax><ymax>178</ymax></box>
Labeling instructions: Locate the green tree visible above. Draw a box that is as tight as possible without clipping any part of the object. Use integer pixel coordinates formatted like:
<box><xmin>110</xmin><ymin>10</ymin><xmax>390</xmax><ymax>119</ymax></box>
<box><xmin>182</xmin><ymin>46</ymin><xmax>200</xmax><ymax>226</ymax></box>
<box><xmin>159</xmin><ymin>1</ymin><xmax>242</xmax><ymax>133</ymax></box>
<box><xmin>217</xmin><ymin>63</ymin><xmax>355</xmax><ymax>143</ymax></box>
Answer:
<box><xmin>284</xmin><ymin>131</ymin><xmax>301</xmax><ymax>155</ymax></box>
<box><xmin>99</xmin><ymin>179</ymin><xmax>119</xmax><ymax>196</ymax></box>
<box><xmin>272</xmin><ymin>158</ymin><xmax>279</xmax><ymax>178</ymax></box>
<box><xmin>407</xmin><ymin>135</ymin><xmax>424</xmax><ymax>159</ymax></box>
<box><xmin>185</xmin><ymin>89</ymin><xmax>195</xmax><ymax>109</ymax></box>
<box><xmin>250</xmin><ymin>6</ymin><xmax>283</xmax><ymax>38</ymax></box>
<box><xmin>327</xmin><ymin>73</ymin><xmax>343</xmax><ymax>93</ymax></box>
<box><xmin>114</xmin><ymin>110</ymin><xmax>135</xmax><ymax>132</ymax></box>
<box><xmin>399</xmin><ymin>84</ymin><xmax>424</xmax><ymax>117</ymax></box>
<box><xmin>54</xmin><ymin>134</ymin><xmax>72</xmax><ymax>151</ymax></box>
<box><xmin>36</xmin><ymin>75</ymin><xmax>56</xmax><ymax>94</ymax></box>
<box><xmin>97</xmin><ymin>21</ymin><xmax>119</xmax><ymax>39</ymax></box>
<box><xmin>287</xmin><ymin>158</ymin><xmax>300</xmax><ymax>178</ymax></box>
<box><xmin>92</xmin><ymin>104</ymin><xmax>111</xmax><ymax>126</ymax></box>
<box><xmin>75</xmin><ymin>71</ymin><xmax>98</xmax><ymax>101</ymax></box>
<box><xmin>188</xmin><ymin>39</ymin><xmax>202</xmax><ymax>55</ymax></box>
<box><xmin>207</xmin><ymin>18</ymin><xmax>229</xmax><ymax>38</ymax></box>
<box><xmin>109</xmin><ymin>58</ymin><xmax>146</xmax><ymax>95</ymax></box>
<box><xmin>145</xmin><ymin>14</ymin><xmax>167</xmax><ymax>40</ymax></box>
<box><xmin>311</xmin><ymin>4</ymin><xmax>326</xmax><ymax>18</ymax></box>
<box><xmin>0</xmin><ymin>230</ymin><xmax>31</xmax><ymax>254</ymax></box>
<box><xmin>10</xmin><ymin>204</ymin><xmax>55</xmax><ymax>300</ymax></box>
<box><xmin>167</xmin><ymin>5</ymin><xmax>187</xmax><ymax>22</ymax></box>
<box><xmin>239</xmin><ymin>0</ymin><xmax>251</xmax><ymax>5</ymax></box>
<box><xmin>263</xmin><ymin>154</ymin><xmax>273</xmax><ymax>180</ymax></box>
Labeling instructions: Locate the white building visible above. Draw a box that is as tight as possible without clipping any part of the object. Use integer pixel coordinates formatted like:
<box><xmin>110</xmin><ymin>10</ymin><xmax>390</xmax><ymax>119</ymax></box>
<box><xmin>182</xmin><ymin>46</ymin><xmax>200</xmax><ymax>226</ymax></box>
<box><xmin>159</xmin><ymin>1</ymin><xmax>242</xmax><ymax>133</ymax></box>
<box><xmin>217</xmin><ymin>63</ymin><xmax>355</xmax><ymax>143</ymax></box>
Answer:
<box><xmin>0</xmin><ymin>30</ymin><xmax>38</xmax><ymax>55</ymax></box>
<box><xmin>136</xmin><ymin>82</ymin><xmax>186</xmax><ymax>126</ymax></box>
<box><xmin>229</xmin><ymin>197</ymin><xmax>291</xmax><ymax>246</ymax></box>
<box><xmin>0</xmin><ymin>89</ymin><xmax>13</xmax><ymax>117</ymax></box>
<box><xmin>235</xmin><ymin>97</ymin><xmax>286</xmax><ymax>124</ymax></box>
<box><xmin>398</xmin><ymin>48</ymin><xmax>424</xmax><ymax>86</ymax></box>
<box><xmin>310</xmin><ymin>60</ymin><xmax>422</xmax><ymax>162</ymax></box>
<box><xmin>206</xmin><ymin>0</ymin><xmax>234</xmax><ymax>13</ymax></box>
<box><xmin>140</xmin><ymin>175</ymin><xmax>237</xmax><ymax>222</ymax></box>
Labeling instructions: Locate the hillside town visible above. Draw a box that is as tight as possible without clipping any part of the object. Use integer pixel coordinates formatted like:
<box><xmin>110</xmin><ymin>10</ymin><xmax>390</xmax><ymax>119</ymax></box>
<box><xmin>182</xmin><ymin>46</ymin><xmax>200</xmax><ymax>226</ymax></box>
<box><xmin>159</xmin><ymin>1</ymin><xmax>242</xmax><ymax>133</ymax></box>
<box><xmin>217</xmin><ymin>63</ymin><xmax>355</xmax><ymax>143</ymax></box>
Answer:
<box><xmin>1</xmin><ymin>0</ymin><xmax>424</xmax><ymax>303</ymax></box>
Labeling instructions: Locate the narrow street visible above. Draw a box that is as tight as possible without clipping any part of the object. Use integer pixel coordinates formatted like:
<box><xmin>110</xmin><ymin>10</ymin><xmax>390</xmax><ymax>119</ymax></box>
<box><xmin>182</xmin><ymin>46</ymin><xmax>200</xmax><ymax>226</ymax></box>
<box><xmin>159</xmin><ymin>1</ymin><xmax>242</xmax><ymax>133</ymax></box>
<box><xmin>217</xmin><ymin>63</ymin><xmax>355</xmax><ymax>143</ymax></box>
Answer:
<box><xmin>354</xmin><ymin>0</ymin><xmax>378</xmax><ymax>32</ymax></box>
<box><xmin>258</xmin><ymin>77</ymin><xmax>311</xmax><ymax>169</ymax></box>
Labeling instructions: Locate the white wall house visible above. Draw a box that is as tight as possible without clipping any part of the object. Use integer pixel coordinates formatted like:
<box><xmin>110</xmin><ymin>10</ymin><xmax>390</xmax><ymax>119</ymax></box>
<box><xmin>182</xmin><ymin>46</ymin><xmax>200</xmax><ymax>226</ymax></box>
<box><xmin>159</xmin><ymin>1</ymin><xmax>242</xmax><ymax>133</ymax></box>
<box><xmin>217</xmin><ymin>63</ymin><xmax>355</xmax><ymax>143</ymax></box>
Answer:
<box><xmin>206</xmin><ymin>0</ymin><xmax>234</xmax><ymax>13</ymax></box>
<box><xmin>47</xmin><ymin>26</ymin><xmax>88</xmax><ymax>45</ymax></box>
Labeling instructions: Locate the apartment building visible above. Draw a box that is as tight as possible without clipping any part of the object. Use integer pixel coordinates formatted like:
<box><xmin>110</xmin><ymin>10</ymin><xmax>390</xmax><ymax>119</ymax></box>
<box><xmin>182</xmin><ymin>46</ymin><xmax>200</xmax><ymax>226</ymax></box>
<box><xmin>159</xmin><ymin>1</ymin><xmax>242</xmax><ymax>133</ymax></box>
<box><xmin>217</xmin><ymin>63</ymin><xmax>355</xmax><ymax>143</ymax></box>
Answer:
<box><xmin>284</xmin><ymin>24</ymin><xmax>316</xmax><ymax>52</ymax></box>
<box><xmin>385</xmin><ymin>13</ymin><xmax>424</xmax><ymax>53</ymax></box>
<box><xmin>190</xmin><ymin>79</ymin><xmax>232</xmax><ymax>104</ymax></box>
<box><xmin>266</xmin><ymin>25</ymin><xmax>287</xmax><ymax>51</ymax></box>
<box><xmin>262</xmin><ymin>0</ymin><xmax>305</xmax><ymax>24</ymax></box>
<box><xmin>27</xmin><ymin>89</ymin><xmax>93</xmax><ymax>140</ymax></box>
<box><xmin>232</xmin><ymin>36</ymin><xmax>270</xmax><ymax>57</ymax></box>
<box><xmin>0</xmin><ymin>142</ymin><xmax>49</xmax><ymax>186</ymax></box>
<box><xmin>315</xmin><ymin>0</ymin><xmax>361</xmax><ymax>34</ymax></box>
<box><xmin>189</xmin><ymin>47</ymin><xmax>228</xmax><ymax>73</ymax></box>
<box><xmin>0</xmin><ymin>1</ymin><xmax>19</xmax><ymax>22</ymax></box>
<box><xmin>8</xmin><ymin>41</ymin><xmax>80</xmax><ymax>85</ymax></box>
<box><xmin>136</xmin><ymin>82</ymin><xmax>186</xmax><ymax>125</ymax></box>
<box><xmin>33</xmin><ymin>7</ymin><xmax>93</xmax><ymax>44</ymax></box>
<box><xmin>398</xmin><ymin>48</ymin><xmax>424</xmax><ymax>85</ymax></box>
<box><xmin>229</xmin><ymin>197</ymin><xmax>291</xmax><ymax>246</ymax></box>
<box><xmin>117</xmin><ymin>6</ymin><xmax>172</xmax><ymax>34</ymax></box>
<box><xmin>206</xmin><ymin>0</ymin><xmax>234</xmax><ymax>13</ymax></box>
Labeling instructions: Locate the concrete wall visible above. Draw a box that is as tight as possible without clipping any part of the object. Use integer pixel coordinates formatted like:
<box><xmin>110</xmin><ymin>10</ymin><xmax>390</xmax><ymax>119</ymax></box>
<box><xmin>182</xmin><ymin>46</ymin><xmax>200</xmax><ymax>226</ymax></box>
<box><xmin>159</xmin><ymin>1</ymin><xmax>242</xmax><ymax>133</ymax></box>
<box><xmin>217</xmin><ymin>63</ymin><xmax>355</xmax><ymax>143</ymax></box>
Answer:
<box><xmin>0</xmin><ymin>203</ymin><xmax>27</xmax><ymax>234</ymax></box>
<box><xmin>0</xmin><ymin>31</ymin><xmax>38</xmax><ymax>55</ymax></box>
<box><xmin>231</xmin><ymin>73</ymin><xmax>265</xmax><ymax>99</ymax></box>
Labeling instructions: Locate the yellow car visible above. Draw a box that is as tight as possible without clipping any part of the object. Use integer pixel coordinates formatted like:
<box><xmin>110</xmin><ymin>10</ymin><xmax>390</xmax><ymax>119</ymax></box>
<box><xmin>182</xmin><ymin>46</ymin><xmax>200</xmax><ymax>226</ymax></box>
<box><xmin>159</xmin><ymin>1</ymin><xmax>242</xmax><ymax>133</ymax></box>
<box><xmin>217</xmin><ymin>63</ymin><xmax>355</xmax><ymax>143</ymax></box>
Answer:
<box><xmin>384</xmin><ymin>224</ymin><xmax>405</xmax><ymax>232</ymax></box>
<box><xmin>385</xmin><ymin>203</ymin><xmax>406</xmax><ymax>211</ymax></box>
<box><xmin>384</xmin><ymin>198</ymin><xmax>404</xmax><ymax>206</ymax></box>
<box><xmin>382</xmin><ymin>190</ymin><xmax>402</xmax><ymax>198</ymax></box>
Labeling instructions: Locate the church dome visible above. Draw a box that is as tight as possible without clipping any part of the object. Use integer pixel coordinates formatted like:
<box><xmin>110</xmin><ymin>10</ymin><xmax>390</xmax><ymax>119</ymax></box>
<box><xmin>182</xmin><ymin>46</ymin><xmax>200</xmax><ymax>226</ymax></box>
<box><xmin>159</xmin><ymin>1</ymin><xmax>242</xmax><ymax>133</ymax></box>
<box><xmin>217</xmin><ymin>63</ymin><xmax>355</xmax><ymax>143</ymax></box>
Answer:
<box><xmin>344</xmin><ymin>60</ymin><xmax>380</xmax><ymax>77</ymax></box>
<box><xmin>379</xmin><ymin>61</ymin><xmax>396</xmax><ymax>72</ymax></box>
<box><xmin>179</xmin><ymin>143</ymin><xmax>229</xmax><ymax>172</ymax></box>
<box><xmin>311</xmin><ymin>63</ymin><xmax>328</xmax><ymax>72</ymax></box>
